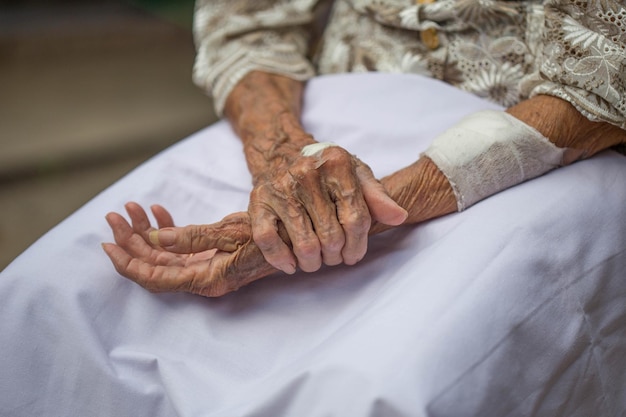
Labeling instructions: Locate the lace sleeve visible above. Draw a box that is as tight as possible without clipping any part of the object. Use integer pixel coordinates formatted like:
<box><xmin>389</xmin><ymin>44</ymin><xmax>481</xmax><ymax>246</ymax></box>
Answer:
<box><xmin>522</xmin><ymin>0</ymin><xmax>626</xmax><ymax>129</ymax></box>
<box><xmin>193</xmin><ymin>0</ymin><xmax>320</xmax><ymax>116</ymax></box>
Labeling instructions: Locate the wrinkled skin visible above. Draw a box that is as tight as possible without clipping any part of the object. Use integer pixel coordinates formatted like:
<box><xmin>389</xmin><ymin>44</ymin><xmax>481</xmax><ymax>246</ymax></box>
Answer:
<box><xmin>226</xmin><ymin>71</ymin><xmax>408</xmax><ymax>275</ymax></box>
<box><xmin>103</xmin><ymin>71</ymin><xmax>625</xmax><ymax>297</ymax></box>
<box><xmin>103</xmin><ymin>202</ymin><xmax>275</xmax><ymax>297</ymax></box>
<box><xmin>248</xmin><ymin>145</ymin><xmax>408</xmax><ymax>273</ymax></box>
<box><xmin>103</xmin><ymin>157</ymin><xmax>458</xmax><ymax>297</ymax></box>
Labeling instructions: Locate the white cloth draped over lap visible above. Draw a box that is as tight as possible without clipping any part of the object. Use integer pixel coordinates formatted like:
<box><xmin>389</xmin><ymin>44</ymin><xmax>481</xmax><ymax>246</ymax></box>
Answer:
<box><xmin>1</xmin><ymin>73</ymin><xmax>625</xmax><ymax>417</ymax></box>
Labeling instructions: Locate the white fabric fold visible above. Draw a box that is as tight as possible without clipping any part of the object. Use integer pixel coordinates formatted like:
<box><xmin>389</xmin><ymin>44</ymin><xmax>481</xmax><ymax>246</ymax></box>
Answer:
<box><xmin>0</xmin><ymin>73</ymin><xmax>624</xmax><ymax>417</ymax></box>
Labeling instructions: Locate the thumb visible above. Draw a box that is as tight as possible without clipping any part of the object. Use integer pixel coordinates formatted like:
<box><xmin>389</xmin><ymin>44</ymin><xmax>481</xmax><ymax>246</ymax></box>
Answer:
<box><xmin>149</xmin><ymin>221</ymin><xmax>249</xmax><ymax>254</ymax></box>
<box><xmin>356</xmin><ymin>162</ymin><xmax>408</xmax><ymax>226</ymax></box>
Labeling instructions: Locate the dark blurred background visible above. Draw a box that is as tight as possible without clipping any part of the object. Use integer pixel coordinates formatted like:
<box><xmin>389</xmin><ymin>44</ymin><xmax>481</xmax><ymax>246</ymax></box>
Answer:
<box><xmin>0</xmin><ymin>0</ymin><xmax>217</xmax><ymax>269</ymax></box>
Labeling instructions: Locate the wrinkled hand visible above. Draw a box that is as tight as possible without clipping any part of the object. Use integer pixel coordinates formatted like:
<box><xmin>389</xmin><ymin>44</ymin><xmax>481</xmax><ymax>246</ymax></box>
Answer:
<box><xmin>102</xmin><ymin>202</ymin><xmax>277</xmax><ymax>297</ymax></box>
<box><xmin>225</xmin><ymin>71</ymin><xmax>407</xmax><ymax>276</ymax></box>
<box><xmin>249</xmin><ymin>144</ymin><xmax>408</xmax><ymax>275</ymax></box>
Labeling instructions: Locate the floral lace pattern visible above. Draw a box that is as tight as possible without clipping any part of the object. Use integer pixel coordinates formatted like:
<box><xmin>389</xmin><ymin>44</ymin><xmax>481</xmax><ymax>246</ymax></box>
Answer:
<box><xmin>193</xmin><ymin>0</ymin><xmax>626</xmax><ymax>129</ymax></box>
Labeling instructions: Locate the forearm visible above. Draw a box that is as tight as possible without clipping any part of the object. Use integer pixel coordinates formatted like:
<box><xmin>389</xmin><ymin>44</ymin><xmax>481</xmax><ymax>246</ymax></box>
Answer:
<box><xmin>506</xmin><ymin>95</ymin><xmax>626</xmax><ymax>164</ymax></box>
<box><xmin>369</xmin><ymin>95</ymin><xmax>625</xmax><ymax>236</ymax></box>
<box><xmin>224</xmin><ymin>71</ymin><xmax>316</xmax><ymax>183</ymax></box>
<box><xmin>369</xmin><ymin>157</ymin><xmax>457</xmax><ymax>235</ymax></box>
<box><xmin>193</xmin><ymin>0</ymin><xmax>316</xmax><ymax>115</ymax></box>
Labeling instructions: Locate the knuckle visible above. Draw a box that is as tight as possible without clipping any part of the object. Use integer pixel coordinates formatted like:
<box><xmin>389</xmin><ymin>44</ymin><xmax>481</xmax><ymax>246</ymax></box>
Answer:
<box><xmin>253</xmin><ymin>229</ymin><xmax>279</xmax><ymax>251</ymax></box>
<box><xmin>342</xmin><ymin>210</ymin><xmax>371</xmax><ymax>234</ymax></box>
<box><xmin>173</xmin><ymin>225</ymin><xmax>208</xmax><ymax>253</ymax></box>
<box><xmin>317</xmin><ymin>228</ymin><xmax>345</xmax><ymax>252</ymax></box>
<box><xmin>251</xmin><ymin>182</ymin><xmax>301</xmax><ymax>215</ymax></box>
<box><xmin>323</xmin><ymin>147</ymin><xmax>353</xmax><ymax>168</ymax></box>
<box><xmin>334</xmin><ymin>186</ymin><xmax>359</xmax><ymax>203</ymax></box>
<box><xmin>251</xmin><ymin>181</ymin><xmax>288</xmax><ymax>203</ymax></box>
<box><xmin>189</xmin><ymin>226</ymin><xmax>209</xmax><ymax>252</ymax></box>
<box><xmin>249</xmin><ymin>186</ymin><xmax>265</xmax><ymax>202</ymax></box>
<box><xmin>249</xmin><ymin>185</ymin><xmax>273</xmax><ymax>206</ymax></box>
<box><xmin>289</xmin><ymin>163</ymin><xmax>319</xmax><ymax>185</ymax></box>
<box><xmin>293</xmin><ymin>239</ymin><xmax>321</xmax><ymax>260</ymax></box>
<box><xmin>325</xmin><ymin>146</ymin><xmax>349</xmax><ymax>159</ymax></box>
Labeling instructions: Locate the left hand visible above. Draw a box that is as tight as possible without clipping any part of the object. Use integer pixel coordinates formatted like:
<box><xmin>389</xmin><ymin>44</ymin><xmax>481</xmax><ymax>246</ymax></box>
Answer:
<box><xmin>507</xmin><ymin>95</ymin><xmax>626</xmax><ymax>161</ymax></box>
<box><xmin>102</xmin><ymin>202</ymin><xmax>277</xmax><ymax>297</ymax></box>
<box><xmin>103</xmin><ymin>156</ymin><xmax>460</xmax><ymax>297</ymax></box>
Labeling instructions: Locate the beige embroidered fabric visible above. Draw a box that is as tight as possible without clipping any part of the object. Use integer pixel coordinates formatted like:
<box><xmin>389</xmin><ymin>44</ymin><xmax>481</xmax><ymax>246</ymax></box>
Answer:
<box><xmin>193</xmin><ymin>0</ymin><xmax>626</xmax><ymax>130</ymax></box>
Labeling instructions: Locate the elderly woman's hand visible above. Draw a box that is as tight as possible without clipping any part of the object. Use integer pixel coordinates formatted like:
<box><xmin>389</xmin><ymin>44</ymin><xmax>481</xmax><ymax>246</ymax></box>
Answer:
<box><xmin>102</xmin><ymin>203</ymin><xmax>277</xmax><ymax>297</ymax></box>
<box><xmin>248</xmin><ymin>144</ymin><xmax>408</xmax><ymax>274</ymax></box>
<box><xmin>102</xmin><ymin>157</ymin><xmax>458</xmax><ymax>296</ymax></box>
<box><xmin>226</xmin><ymin>71</ymin><xmax>407</xmax><ymax>275</ymax></box>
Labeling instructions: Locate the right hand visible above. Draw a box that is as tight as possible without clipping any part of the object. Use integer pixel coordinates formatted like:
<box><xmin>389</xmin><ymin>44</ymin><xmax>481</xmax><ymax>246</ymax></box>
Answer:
<box><xmin>249</xmin><ymin>143</ymin><xmax>408</xmax><ymax>274</ymax></box>
<box><xmin>225</xmin><ymin>71</ymin><xmax>407</xmax><ymax>275</ymax></box>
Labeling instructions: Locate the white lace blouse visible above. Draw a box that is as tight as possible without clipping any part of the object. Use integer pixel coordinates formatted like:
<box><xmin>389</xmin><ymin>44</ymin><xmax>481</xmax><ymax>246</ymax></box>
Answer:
<box><xmin>193</xmin><ymin>0</ymin><xmax>626</xmax><ymax>130</ymax></box>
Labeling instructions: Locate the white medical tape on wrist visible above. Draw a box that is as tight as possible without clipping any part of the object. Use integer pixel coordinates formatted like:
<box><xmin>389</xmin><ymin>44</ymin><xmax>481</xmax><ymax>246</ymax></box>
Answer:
<box><xmin>301</xmin><ymin>142</ymin><xmax>338</xmax><ymax>157</ymax></box>
<box><xmin>424</xmin><ymin>110</ymin><xmax>566</xmax><ymax>211</ymax></box>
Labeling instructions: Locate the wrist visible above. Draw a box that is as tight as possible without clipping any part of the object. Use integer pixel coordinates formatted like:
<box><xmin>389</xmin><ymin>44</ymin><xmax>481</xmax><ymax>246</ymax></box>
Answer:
<box><xmin>242</xmin><ymin>110</ymin><xmax>317</xmax><ymax>183</ymax></box>
<box><xmin>223</xmin><ymin>71</ymin><xmax>317</xmax><ymax>180</ymax></box>
<box><xmin>370</xmin><ymin>157</ymin><xmax>456</xmax><ymax>235</ymax></box>
<box><xmin>425</xmin><ymin>109</ymin><xmax>566</xmax><ymax>211</ymax></box>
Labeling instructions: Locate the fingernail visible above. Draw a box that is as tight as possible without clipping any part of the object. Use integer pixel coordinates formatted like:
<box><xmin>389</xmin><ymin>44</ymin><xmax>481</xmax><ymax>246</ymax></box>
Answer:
<box><xmin>149</xmin><ymin>231</ymin><xmax>160</xmax><ymax>245</ymax></box>
<box><xmin>149</xmin><ymin>229</ymin><xmax>176</xmax><ymax>246</ymax></box>
<box><xmin>281</xmin><ymin>264</ymin><xmax>296</xmax><ymax>275</ymax></box>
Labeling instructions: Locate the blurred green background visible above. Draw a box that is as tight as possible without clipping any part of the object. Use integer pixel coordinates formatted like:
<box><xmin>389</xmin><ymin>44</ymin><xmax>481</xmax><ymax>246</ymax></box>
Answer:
<box><xmin>0</xmin><ymin>0</ymin><xmax>217</xmax><ymax>269</ymax></box>
<box><xmin>130</xmin><ymin>0</ymin><xmax>196</xmax><ymax>28</ymax></box>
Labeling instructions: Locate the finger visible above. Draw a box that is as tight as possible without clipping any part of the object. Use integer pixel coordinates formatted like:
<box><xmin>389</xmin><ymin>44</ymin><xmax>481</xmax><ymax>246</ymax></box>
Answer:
<box><xmin>102</xmin><ymin>242</ymin><xmax>195</xmax><ymax>293</ymax></box>
<box><xmin>149</xmin><ymin>223</ymin><xmax>244</xmax><ymax>254</ymax></box>
<box><xmin>249</xmin><ymin>189</ymin><xmax>299</xmax><ymax>274</ymax></box>
<box><xmin>125</xmin><ymin>202</ymin><xmax>156</xmax><ymax>242</ymax></box>
<box><xmin>105</xmin><ymin>212</ymin><xmax>183</xmax><ymax>266</ymax></box>
<box><xmin>356</xmin><ymin>162</ymin><xmax>408</xmax><ymax>226</ymax></box>
<box><xmin>151</xmin><ymin>204</ymin><xmax>175</xmax><ymax>228</ymax></box>
<box><xmin>106</xmin><ymin>211</ymin><xmax>155</xmax><ymax>260</ymax></box>
<box><xmin>269</xmin><ymin>195</ymin><xmax>323</xmax><ymax>273</ymax></box>
<box><xmin>105</xmin><ymin>211</ymin><xmax>134</xmax><ymax>246</ymax></box>
<box><xmin>149</xmin><ymin>211</ymin><xmax>251</xmax><ymax>253</ymax></box>
<box><xmin>317</xmin><ymin>149</ymin><xmax>370</xmax><ymax>265</ymax></box>
<box><xmin>291</xmin><ymin>160</ymin><xmax>345</xmax><ymax>266</ymax></box>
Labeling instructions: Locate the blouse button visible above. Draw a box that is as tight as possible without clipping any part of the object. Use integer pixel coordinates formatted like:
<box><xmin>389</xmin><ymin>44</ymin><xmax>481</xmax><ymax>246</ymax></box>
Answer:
<box><xmin>416</xmin><ymin>0</ymin><xmax>440</xmax><ymax>50</ymax></box>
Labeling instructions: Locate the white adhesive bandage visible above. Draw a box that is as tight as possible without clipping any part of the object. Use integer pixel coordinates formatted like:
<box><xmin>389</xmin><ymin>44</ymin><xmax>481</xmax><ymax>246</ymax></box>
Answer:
<box><xmin>301</xmin><ymin>142</ymin><xmax>339</xmax><ymax>157</ymax></box>
<box><xmin>424</xmin><ymin>110</ymin><xmax>566</xmax><ymax>211</ymax></box>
